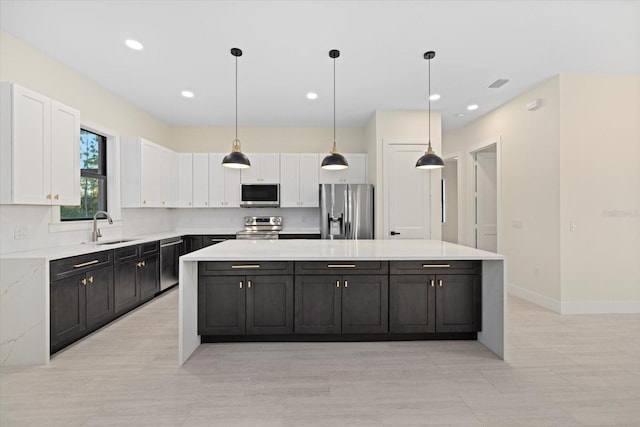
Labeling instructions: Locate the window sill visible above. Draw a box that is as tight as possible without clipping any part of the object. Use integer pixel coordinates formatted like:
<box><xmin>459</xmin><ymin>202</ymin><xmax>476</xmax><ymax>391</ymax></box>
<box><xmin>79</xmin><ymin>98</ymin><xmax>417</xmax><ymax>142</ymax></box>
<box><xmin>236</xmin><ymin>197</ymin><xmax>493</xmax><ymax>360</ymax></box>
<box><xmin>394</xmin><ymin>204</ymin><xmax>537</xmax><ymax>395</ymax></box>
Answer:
<box><xmin>48</xmin><ymin>219</ymin><xmax>122</xmax><ymax>233</ymax></box>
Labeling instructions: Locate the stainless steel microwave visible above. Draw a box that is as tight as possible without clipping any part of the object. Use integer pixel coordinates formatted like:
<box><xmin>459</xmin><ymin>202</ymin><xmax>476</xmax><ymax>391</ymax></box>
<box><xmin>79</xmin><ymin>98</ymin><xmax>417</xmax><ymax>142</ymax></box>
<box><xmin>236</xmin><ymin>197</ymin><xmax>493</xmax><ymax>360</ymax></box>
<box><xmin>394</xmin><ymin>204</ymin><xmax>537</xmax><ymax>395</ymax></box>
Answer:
<box><xmin>240</xmin><ymin>184</ymin><xmax>280</xmax><ymax>208</ymax></box>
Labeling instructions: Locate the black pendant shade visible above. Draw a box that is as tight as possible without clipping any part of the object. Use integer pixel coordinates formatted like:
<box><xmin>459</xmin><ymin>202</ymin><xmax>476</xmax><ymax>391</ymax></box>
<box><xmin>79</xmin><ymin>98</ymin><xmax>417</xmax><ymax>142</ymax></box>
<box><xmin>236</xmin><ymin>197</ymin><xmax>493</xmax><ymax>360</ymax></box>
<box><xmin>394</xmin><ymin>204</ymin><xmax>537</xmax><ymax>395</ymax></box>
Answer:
<box><xmin>416</xmin><ymin>50</ymin><xmax>444</xmax><ymax>170</ymax></box>
<box><xmin>321</xmin><ymin>49</ymin><xmax>349</xmax><ymax>170</ymax></box>
<box><xmin>222</xmin><ymin>47</ymin><xmax>251</xmax><ymax>169</ymax></box>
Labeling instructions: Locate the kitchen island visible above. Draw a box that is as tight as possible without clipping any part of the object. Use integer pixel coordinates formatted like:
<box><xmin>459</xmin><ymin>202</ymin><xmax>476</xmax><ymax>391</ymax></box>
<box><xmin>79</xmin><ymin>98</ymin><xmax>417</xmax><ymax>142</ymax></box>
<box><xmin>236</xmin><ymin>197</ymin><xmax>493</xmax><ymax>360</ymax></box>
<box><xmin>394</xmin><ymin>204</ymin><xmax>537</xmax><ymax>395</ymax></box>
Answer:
<box><xmin>179</xmin><ymin>239</ymin><xmax>505</xmax><ymax>364</ymax></box>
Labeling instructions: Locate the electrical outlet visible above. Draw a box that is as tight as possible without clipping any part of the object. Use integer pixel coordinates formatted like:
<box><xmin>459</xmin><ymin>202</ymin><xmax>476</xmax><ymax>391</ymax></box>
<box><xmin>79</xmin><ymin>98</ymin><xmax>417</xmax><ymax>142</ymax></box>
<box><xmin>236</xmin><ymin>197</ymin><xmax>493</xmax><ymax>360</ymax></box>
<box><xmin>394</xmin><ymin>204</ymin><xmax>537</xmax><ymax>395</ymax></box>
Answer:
<box><xmin>14</xmin><ymin>226</ymin><xmax>28</xmax><ymax>240</ymax></box>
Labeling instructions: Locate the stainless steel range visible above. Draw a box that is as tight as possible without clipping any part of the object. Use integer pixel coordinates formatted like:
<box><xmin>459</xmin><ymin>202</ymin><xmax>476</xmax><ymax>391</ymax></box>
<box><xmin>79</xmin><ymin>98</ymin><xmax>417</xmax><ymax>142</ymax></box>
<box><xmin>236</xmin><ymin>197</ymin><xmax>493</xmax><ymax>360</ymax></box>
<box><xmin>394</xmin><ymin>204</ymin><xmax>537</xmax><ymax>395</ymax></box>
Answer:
<box><xmin>236</xmin><ymin>216</ymin><xmax>282</xmax><ymax>240</ymax></box>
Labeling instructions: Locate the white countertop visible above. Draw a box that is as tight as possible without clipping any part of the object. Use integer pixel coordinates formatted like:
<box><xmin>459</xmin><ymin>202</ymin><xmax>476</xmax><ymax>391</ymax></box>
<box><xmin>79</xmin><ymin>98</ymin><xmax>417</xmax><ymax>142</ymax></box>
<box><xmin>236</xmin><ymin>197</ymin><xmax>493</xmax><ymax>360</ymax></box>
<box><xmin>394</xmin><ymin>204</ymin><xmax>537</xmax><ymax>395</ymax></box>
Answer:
<box><xmin>182</xmin><ymin>239</ymin><xmax>504</xmax><ymax>261</ymax></box>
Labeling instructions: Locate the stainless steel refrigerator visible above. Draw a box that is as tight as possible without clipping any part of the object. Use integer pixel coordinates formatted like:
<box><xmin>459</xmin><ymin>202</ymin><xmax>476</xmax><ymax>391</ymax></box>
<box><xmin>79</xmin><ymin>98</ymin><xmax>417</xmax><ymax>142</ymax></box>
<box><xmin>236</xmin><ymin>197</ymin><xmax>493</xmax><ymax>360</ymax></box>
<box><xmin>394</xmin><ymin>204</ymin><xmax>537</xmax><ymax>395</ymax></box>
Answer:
<box><xmin>320</xmin><ymin>184</ymin><xmax>374</xmax><ymax>239</ymax></box>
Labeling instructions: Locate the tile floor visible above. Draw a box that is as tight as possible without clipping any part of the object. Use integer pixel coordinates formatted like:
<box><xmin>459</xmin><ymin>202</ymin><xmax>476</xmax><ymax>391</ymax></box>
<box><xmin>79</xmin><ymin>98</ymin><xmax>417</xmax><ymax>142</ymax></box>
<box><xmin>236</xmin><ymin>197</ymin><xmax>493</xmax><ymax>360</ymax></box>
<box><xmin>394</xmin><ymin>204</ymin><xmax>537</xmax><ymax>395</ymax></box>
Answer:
<box><xmin>1</xmin><ymin>290</ymin><xmax>639</xmax><ymax>426</ymax></box>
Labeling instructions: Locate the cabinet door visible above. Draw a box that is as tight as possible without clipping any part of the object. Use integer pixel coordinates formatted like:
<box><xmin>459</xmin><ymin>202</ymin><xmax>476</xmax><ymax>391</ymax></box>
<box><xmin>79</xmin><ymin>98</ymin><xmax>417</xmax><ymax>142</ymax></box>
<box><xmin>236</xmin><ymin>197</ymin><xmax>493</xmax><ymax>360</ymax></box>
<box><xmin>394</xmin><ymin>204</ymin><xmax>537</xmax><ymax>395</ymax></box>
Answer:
<box><xmin>294</xmin><ymin>275</ymin><xmax>341</xmax><ymax>334</ymax></box>
<box><xmin>435</xmin><ymin>274</ymin><xmax>481</xmax><ymax>333</ymax></box>
<box><xmin>223</xmin><ymin>166</ymin><xmax>241</xmax><ymax>207</ymax></box>
<box><xmin>162</xmin><ymin>148</ymin><xmax>178</xmax><ymax>207</ymax></box>
<box><xmin>10</xmin><ymin>84</ymin><xmax>51</xmax><ymax>204</ymax></box>
<box><xmin>343</xmin><ymin>153</ymin><xmax>367</xmax><ymax>184</ymax></box>
<box><xmin>177</xmin><ymin>153</ymin><xmax>193</xmax><ymax>207</ymax></box>
<box><xmin>114</xmin><ymin>260</ymin><xmax>140</xmax><ymax>314</ymax></box>
<box><xmin>258</xmin><ymin>153</ymin><xmax>280</xmax><ymax>183</ymax></box>
<box><xmin>50</xmin><ymin>274</ymin><xmax>86</xmax><ymax>352</ymax></box>
<box><xmin>208</xmin><ymin>153</ymin><xmax>225</xmax><ymax>207</ymax></box>
<box><xmin>341</xmin><ymin>275</ymin><xmax>388</xmax><ymax>334</ymax></box>
<box><xmin>246</xmin><ymin>275</ymin><xmax>293</xmax><ymax>335</ymax></box>
<box><xmin>50</xmin><ymin>100</ymin><xmax>80</xmax><ymax>206</ymax></box>
<box><xmin>279</xmin><ymin>154</ymin><xmax>300</xmax><ymax>207</ymax></box>
<box><xmin>140</xmin><ymin>140</ymin><xmax>162</xmax><ymax>207</ymax></box>
<box><xmin>85</xmin><ymin>265</ymin><xmax>114</xmax><ymax>329</ymax></box>
<box><xmin>138</xmin><ymin>254</ymin><xmax>159</xmax><ymax>301</ymax></box>
<box><xmin>299</xmin><ymin>153</ymin><xmax>319</xmax><ymax>207</ymax></box>
<box><xmin>192</xmin><ymin>153</ymin><xmax>209</xmax><ymax>207</ymax></box>
<box><xmin>198</xmin><ymin>276</ymin><xmax>245</xmax><ymax>335</ymax></box>
<box><xmin>389</xmin><ymin>275</ymin><xmax>435</xmax><ymax>333</ymax></box>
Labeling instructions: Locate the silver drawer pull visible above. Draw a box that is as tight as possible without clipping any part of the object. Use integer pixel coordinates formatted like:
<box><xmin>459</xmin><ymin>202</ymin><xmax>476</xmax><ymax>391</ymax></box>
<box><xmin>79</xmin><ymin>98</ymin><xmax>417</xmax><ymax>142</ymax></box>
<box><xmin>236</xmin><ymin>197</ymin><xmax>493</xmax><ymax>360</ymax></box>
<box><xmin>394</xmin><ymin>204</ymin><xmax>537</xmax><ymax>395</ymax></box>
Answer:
<box><xmin>327</xmin><ymin>264</ymin><xmax>356</xmax><ymax>268</ymax></box>
<box><xmin>73</xmin><ymin>260</ymin><xmax>99</xmax><ymax>268</ymax></box>
<box><xmin>231</xmin><ymin>264</ymin><xmax>261</xmax><ymax>269</ymax></box>
<box><xmin>422</xmin><ymin>264</ymin><xmax>450</xmax><ymax>268</ymax></box>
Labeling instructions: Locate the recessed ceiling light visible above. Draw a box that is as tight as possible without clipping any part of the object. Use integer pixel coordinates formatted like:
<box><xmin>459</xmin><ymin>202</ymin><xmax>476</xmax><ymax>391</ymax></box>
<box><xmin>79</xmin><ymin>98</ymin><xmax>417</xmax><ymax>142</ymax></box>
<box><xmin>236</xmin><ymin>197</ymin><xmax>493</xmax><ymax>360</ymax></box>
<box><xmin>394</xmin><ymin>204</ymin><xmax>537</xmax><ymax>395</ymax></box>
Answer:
<box><xmin>306</xmin><ymin>92</ymin><xmax>318</xmax><ymax>100</ymax></box>
<box><xmin>125</xmin><ymin>39</ymin><xmax>144</xmax><ymax>50</ymax></box>
<box><xmin>467</xmin><ymin>104</ymin><xmax>479</xmax><ymax>111</ymax></box>
<box><xmin>455</xmin><ymin>113</ymin><xmax>465</xmax><ymax>118</ymax></box>
<box><xmin>181</xmin><ymin>90</ymin><xmax>194</xmax><ymax>98</ymax></box>
<box><xmin>428</xmin><ymin>94</ymin><xmax>441</xmax><ymax>101</ymax></box>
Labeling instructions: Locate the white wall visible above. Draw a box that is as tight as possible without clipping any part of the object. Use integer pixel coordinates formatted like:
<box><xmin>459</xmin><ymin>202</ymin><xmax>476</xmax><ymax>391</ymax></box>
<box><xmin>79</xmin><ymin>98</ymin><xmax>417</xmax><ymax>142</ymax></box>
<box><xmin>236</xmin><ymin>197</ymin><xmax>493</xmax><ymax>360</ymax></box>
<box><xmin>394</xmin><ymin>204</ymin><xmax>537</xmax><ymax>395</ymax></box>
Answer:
<box><xmin>444</xmin><ymin>74</ymin><xmax>640</xmax><ymax>313</ymax></box>
<box><xmin>442</xmin><ymin>159</ymin><xmax>458</xmax><ymax>243</ymax></box>
<box><xmin>559</xmin><ymin>74</ymin><xmax>640</xmax><ymax>311</ymax></box>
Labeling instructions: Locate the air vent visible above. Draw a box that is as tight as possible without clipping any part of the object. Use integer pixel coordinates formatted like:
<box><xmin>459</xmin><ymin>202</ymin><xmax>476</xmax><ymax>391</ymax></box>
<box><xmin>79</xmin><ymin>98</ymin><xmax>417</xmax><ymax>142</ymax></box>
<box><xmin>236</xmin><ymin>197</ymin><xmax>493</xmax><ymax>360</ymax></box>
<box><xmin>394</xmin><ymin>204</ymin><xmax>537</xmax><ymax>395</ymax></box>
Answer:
<box><xmin>489</xmin><ymin>79</ymin><xmax>509</xmax><ymax>88</ymax></box>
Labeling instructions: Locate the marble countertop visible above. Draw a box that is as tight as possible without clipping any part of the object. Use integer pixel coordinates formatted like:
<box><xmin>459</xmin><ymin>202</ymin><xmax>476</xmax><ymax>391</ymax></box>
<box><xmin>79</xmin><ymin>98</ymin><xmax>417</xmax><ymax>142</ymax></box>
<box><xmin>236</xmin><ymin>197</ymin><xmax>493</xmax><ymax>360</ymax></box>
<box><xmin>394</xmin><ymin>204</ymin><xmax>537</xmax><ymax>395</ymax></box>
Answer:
<box><xmin>182</xmin><ymin>239</ymin><xmax>504</xmax><ymax>261</ymax></box>
<box><xmin>0</xmin><ymin>228</ymin><xmax>322</xmax><ymax>261</ymax></box>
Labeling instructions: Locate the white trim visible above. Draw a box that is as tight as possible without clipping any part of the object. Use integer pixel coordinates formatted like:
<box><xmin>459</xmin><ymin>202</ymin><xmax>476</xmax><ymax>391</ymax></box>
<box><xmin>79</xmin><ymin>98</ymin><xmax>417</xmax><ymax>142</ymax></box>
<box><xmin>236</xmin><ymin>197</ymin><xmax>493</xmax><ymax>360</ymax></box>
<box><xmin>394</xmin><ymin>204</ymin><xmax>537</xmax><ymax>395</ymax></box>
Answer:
<box><xmin>561</xmin><ymin>300</ymin><xmax>640</xmax><ymax>314</ymax></box>
<box><xmin>507</xmin><ymin>282</ymin><xmax>562</xmax><ymax>313</ymax></box>
<box><xmin>442</xmin><ymin>152</ymin><xmax>463</xmax><ymax>244</ymax></box>
<box><xmin>50</xmin><ymin>120</ymin><xmax>122</xmax><ymax>232</ymax></box>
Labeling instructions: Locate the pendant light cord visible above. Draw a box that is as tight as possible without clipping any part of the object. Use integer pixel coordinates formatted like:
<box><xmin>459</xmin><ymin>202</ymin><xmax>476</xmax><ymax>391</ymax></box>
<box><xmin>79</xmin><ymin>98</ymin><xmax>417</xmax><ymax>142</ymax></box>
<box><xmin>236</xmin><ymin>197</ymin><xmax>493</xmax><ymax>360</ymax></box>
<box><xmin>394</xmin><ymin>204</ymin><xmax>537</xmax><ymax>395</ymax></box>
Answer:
<box><xmin>333</xmin><ymin>56</ymin><xmax>336</xmax><ymax>143</ymax></box>
<box><xmin>235</xmin><ymin>54</ymin><xmax>238</xmax><ymax>141</ymax></box>
<box><xmin>428</xmin><ymin>55</ymin><xmax>431</xmax><ymax>146</ymax></box>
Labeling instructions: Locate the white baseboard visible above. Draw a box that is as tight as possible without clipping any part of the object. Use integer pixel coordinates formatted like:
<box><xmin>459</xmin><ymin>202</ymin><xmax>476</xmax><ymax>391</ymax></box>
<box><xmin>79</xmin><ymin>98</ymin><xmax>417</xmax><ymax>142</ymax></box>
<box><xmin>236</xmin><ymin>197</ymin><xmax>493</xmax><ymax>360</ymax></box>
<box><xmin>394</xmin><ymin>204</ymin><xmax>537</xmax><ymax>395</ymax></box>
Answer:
<box><xmin>507</xmin><ymin>283</ymin><xmax>640</xmax><ymax>314</ymax></box>
<box><xmin>507</xmin><ymin>283</ymin><xmax>561</xmax><ymax>313</ymax></box>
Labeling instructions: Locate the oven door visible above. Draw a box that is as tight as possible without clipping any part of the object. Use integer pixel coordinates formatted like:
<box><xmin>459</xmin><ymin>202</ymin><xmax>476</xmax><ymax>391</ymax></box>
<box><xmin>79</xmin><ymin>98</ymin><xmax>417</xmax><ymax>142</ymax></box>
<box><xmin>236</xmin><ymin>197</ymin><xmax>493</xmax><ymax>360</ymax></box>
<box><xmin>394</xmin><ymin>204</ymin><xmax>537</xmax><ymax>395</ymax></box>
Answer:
<box><xmin>240</xmin><ymin>184</ymin><xmax>279</xmax><ymax>207</ymax></box>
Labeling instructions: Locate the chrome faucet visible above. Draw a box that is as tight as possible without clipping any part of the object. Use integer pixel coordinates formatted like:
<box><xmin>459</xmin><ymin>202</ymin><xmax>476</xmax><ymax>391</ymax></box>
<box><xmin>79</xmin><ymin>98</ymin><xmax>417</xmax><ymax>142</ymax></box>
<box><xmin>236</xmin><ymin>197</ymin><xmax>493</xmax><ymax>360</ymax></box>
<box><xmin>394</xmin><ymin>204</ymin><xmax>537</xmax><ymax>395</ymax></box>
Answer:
<box><xmin>91</xmin><ymin>211</ymin><xmax>113</xmax><ymax>242</ymax></box>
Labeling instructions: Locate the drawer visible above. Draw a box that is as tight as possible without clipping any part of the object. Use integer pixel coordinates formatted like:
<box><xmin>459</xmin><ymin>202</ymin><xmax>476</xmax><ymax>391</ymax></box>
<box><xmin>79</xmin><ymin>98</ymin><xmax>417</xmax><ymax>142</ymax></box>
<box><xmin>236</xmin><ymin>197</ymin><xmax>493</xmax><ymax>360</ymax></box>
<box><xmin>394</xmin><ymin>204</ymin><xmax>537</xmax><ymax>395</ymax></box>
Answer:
<box><xmin>295</xmin><ymin>261</ymin><xmax>388</xmax><ymax>275</ymax></box>
<box><xmin>50</xmin><ymin>250</ymin><xmax>113</xmax><ymax>281</ymax></box>
<box><xmin>114</xmin><ymin>245</ymin><xmax>139</xmax><ymax>263</ymax></box>
<box><xmin>199</xmin><ymin>261</ymin><xmax>293</xmax><ymax>276</ymax></box>
<box><xmin>140</xmin><ymin>241</ymin><xmax>159</xmax><ymax>256</ymax></box>
<box><xmin>390</xmin><ymin>260</ymin><xmax>480</xmax><ymax>275</ymax></box>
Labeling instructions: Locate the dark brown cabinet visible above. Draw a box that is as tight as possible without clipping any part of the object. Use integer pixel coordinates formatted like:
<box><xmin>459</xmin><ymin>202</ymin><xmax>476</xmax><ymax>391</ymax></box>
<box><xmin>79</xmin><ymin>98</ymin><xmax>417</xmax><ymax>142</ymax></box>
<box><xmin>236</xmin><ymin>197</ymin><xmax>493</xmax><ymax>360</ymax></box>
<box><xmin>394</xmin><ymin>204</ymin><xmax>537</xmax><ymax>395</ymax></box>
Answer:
<box><xmin>114</xmin><ymin>242</ymin><xmax>159</xmax><ymax>315</ymax></box>
<box><xmin>50</xmin><ymin>251</ymin><xmax>114</xmax><ymax>354</ymax></box>
<box><xmin>389</xmin><ymin>261</ymin><xmax>481</xmax><ymax>334</ymax></box>
<box><xmin>185</xmin><ymin>235</ymin><xmax>235</xmax><ymax>253</ymax></box>
<box><xmin>198</xmin><ymin>262</ymin><xmax>294</xmax><ymax>335</ymax></box>
<box><xmin>294</xmin><ymin>261</ymin><xmax>389</xmax><ymax>334</ymax></box>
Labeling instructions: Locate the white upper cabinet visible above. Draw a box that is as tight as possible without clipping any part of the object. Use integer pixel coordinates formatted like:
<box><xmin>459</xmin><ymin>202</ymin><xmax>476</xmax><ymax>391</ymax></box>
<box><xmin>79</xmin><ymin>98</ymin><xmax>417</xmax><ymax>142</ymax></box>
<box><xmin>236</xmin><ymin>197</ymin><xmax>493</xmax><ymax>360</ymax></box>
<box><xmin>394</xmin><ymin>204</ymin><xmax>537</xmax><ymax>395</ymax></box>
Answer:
<box><xmin>280</xmin><ymin>153</ymin><xmax>319</xmax><ymax>208</ymax></box>
<box><xmin>121</xmin><ymin>137</ymin><xmax>177</xmax><ymax>208</ymax></box>
<box><xmin>192</xmin><ymin>153</ymin><xmax>209</xmax><ymax>207</ymax></box>
<box><xmin>240</xmin><ymin>153</ymin><xmax>280</xmax><ymax>184</ymax></box>
<box><xmin>177</xmin><ymin>153</ymin><xmax>193</xmax><ymax>207</ymax></box>
<box><xmin>318</xmin><ymin>153</ymin><xmax>367</xmax><ymax>184</ymax></box>
<box><xmin>209</xmin><ymin>153</ymin><xmax>241</xmax><ymax>207</ymax></box>
<box><xmin>1</xmin><ymin>82</ymin><xmax>80</xmax><ymax>205</ymax></box>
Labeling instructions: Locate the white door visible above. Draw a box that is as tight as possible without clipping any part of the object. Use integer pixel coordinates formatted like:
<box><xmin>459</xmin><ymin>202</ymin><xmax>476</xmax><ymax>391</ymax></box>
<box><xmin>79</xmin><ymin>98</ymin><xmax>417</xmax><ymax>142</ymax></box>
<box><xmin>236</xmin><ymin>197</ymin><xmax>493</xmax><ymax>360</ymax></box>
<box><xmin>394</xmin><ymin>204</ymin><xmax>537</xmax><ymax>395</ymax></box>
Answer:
<box><xmin>385</xmin><ymin>144</ymin><xmax>431</xmax><ymax>239</ymax></box>
<box><xmin>475</xmin><ymin>151</ymin><xmax>497</xmax><ymax>252</ymax></box>
<box><xmin>50</xmin><ymin>100</ymin><xmax>80</xmax><ymax>206</ymax></box>
<box><xmin>192</xmin><ymin>153</ymin><xmax>209</xmax><ymax>207</ymax></box>
<box><xmin>299</xmin><ymin>153</ymin><xmax>319</xmax><ymax>207</ymax></box>
<box><xmin>140</xmin><ymin>140</ymin><xmax>162</xmax><ymax>207</ymax></box>
<box><xmin>279</xmin><ymin>153</ymin><xmax>300</xmax><ymax>207</ymax></box>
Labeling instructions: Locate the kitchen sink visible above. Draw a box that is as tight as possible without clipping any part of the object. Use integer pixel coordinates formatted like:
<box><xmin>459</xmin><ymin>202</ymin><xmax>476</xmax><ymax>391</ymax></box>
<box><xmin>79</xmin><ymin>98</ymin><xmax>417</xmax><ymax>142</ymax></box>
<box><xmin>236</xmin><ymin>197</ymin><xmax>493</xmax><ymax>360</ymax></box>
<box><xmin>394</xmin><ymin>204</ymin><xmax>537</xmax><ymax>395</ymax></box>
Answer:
<box><xmin>83</xmin><ymin>238</ymin><xmax>138</xmax><ymax>245</ymax></box>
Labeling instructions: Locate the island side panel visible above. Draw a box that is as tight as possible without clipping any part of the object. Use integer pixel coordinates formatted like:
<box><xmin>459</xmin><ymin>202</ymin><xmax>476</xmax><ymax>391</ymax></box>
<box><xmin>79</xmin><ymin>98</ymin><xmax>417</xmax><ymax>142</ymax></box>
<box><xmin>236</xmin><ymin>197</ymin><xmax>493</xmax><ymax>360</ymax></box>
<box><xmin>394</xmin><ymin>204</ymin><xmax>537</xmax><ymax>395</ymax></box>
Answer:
<box><xmin>179</xmin><ymin>258</ymin><xmax>200</xmax><ymax>365</ymax></box>
<box><xmin>0</xmin><ymin>257</ymin><xmax>50</xmax><ymax>365</ymax></box>
<box><xmin>477</xmin><ymin>259</ymin><xmax>505</xmax><ymax>359</ymax></box>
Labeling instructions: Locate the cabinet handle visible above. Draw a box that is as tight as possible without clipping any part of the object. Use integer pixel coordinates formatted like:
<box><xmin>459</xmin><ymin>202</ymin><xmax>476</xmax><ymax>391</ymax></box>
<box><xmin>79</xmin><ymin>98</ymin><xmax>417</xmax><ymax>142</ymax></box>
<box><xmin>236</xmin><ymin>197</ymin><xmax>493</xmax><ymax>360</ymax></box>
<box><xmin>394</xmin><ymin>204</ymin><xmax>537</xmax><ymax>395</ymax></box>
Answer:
<box><xmin>422</xmin><ymin>264</ymin><xmax>450</xmax><ymax>268</ymax></box>
<box><xmin>344</xmin><ymin>280</ymin><xmax>348</xmax><ymax>288</ymax></box>
<box><xmin>438</xmin><ymin>279</ymin><xmax>443</xmax><ymax>287</ymax></box>
<box><xmin>239</xmin><ymin>281</ymin><xmax>243</xmax><ymax>289</ymax></box>
<box><xmin>327</xmin><ymin>264</ymin><xmax>356</xmax><ymax>268</ymax></box>
<box><xmin>430</xmin><ymin>279</ymin><xmax>435</xmax><ymax>287</ymax></box>
<box><xmin>88</xmin><ymin>276</ymin><xmax>94</xmax><ymax>284</ymax></box>
<box><xmin>336</xmin><ymin>280</ymin><xmax>340</xmax><ymax>288</ymax></box>
<box><xmin>231</xmin><ymin>264</ymin><xmax>261</xmax><ymax>269</ymax></box>
<box><xmin>247</xmin><ymin>280</ymin><xmax>252</xmax><ymax>288</ymax></box>
<box><xmin>141</xmin><ymin>260</ymin><xmax>146</xmax><ymax>267</ymax></box>
<box><xmin>54</xmin><ymin>194</ymin><xmax>59</xmax><ymax>200</ymax></box>
<box><xmin>143</xmin><ymin>200</ymin><xmax>146</xmax><ymax>204</ymax></box>
<box><xmin>46</xmin><ymin>194</ymin><xmax>52</xmax><ymax>200</ymax></box>
<box><xmin>137</xmin><ymin>261</ymin><xmax>146</xmax><ymax>268</ymax></box>
<box><xmin>81</xmin><ymin>278</ymin><xmax>87</xmax><ymax>286</ymax></box>
<box><xmin>73</xmin><ymin>259</ymin><xmax>99</xmax><ymax>268</ymax></box>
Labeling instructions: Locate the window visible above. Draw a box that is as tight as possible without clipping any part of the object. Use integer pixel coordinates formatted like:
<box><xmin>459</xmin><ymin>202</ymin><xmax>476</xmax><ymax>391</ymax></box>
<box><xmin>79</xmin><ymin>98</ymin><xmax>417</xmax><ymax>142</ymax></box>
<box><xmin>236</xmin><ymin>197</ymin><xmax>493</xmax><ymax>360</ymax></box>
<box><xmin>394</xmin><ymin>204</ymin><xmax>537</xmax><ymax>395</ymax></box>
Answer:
<box><xmin>60</xmin><ymin>129</ymin><xmax>107</xmax><ymax>221</ymax></box>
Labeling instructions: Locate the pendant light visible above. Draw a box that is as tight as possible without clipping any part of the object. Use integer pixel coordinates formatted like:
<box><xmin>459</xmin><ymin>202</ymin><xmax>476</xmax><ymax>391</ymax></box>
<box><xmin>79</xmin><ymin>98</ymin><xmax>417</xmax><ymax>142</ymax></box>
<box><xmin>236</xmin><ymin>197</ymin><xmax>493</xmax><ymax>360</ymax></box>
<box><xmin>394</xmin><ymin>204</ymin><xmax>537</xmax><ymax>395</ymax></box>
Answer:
<box><xmin>415</xmin><ymin>51</ymin><xmax>444</xmax><ymax>170</ymax></box>
<box><xmin>321</xmin><ymin>49</ymin><xmax>349</xmax><ymax>170</ymax></box>
<box><xmin>222</xmin><ymin>48</ymin><xmax>251</xmax><ymax>169</ymax></box>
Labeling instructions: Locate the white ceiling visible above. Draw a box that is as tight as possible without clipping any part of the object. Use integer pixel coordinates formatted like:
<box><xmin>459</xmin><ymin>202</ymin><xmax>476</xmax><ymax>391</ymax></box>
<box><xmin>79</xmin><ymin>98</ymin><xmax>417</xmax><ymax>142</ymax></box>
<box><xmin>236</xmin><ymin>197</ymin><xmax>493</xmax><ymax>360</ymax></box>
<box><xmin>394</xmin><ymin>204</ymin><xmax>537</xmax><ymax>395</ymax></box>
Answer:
<box><xmin>1</xmin><ymin>1</ymin><xmax>639</xmax><ymax>132</ymax></box>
